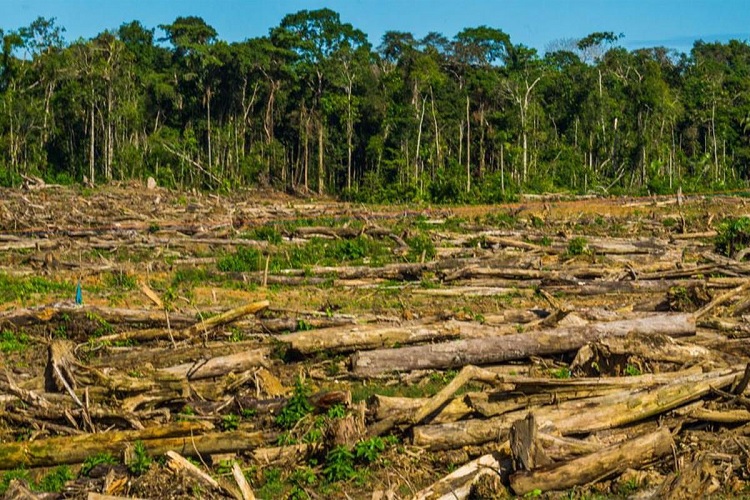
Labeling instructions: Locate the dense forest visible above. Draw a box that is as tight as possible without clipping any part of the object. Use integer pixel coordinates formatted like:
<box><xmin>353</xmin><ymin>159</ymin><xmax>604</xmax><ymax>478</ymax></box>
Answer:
<box><xmin>1</xmin><ymin>10</ymin><xmax>750</xmax><ymax>202</ymax></box>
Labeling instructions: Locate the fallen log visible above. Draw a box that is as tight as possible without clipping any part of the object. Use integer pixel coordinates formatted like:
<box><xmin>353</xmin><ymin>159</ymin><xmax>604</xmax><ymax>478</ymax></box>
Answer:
<box><xmin>509</xmin><ymin>427</ymin><xmax>673</xmax><ymax>495</ymax></box>
<box><xmin>412</xmin><ymin>366</ymin><xmax>740</xmax><ymax>450</ymax></box>
<box><xmin>0</xmin><ymin>421</ymin><xmax>211</xmax><ymax>469</ymax></box>
<box><xmin>352</xmin><ymin>314</ymin><xmax>695</xmax><ymax>376</ymax></box>
<box><xmin>159</xmin><ymin>348</ymin><xmax>270</xmax><ymax>380</ymax></box>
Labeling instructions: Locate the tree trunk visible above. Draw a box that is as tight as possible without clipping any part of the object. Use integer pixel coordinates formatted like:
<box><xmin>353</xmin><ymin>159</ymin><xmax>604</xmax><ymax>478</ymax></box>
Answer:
<box><xmin>351</xmin><ymin>314</ymin><xmax>695</xmax><ymax>376</ymax></box>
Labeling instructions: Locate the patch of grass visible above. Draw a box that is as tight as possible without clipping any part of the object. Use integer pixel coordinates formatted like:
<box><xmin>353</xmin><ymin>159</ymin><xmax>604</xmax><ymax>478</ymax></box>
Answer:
<box><xmin>0</xmin><ymin>468</ymin><xmax>31</xmax><ymax>495</ymax></box>
<box><xmin>217</xmin><ymin>247</ymin><xmax>264</xmax><ymax>273</ymax></box>
<box><xmin>103</xmin><ymin>270</ymin><xmax>138</xmax><ymax>291</ymax></box>
<box><xmin>0</xmin><ymin>465</ymin><xmax>73</xmax><ymax>495</ymax></box>
<box><xmin>550</xmin><ymin>367</ymin><xmax>571</xmax><ymax>379</ymax></box>
<box><xmin>0</xmin><ymin>329</ymin><xmax>30</xmax><ymax>353</ymax></box>
<box><xmin>36</xmin><ymin>465</ymin><xmax>73</xmax><ymax>492</ymax></box>
<box><xmin>624</xmin><ymin>364</ymin><xmax>642</xmax><ymax>376</ymax></box>
<box><xmin>245</xmin><ymin>226</ymin><xmax>283</xmax><ymax>244</ymax></box>
<box><xmin>0</xmin><ymin>273</ymin><xmax>74</xmax><ymax>304</ymax></box>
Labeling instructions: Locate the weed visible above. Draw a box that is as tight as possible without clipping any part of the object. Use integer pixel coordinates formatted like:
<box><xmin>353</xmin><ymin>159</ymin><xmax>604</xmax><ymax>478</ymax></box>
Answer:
<box><xmin>406</xmin><ymin>233</ymin><xmax>436</xmax><ymax>262</ymax></box>
<box><xmin>37</xmin><ymin>465</ymin><xmax>73</xmax><ymax>492</ymax></box>
<box><xmin>220</xmin><ymin>414</ymin><xmax>241</xmax><ymax>431</ymax></box>
<box><xmin>289</xmin><ymin>466</ymin><xmax>317</xmax><ymax>499</ymax></box>
<box><xmin>297</xmin><ymin>319</ymin><xmax>314</xmax><ymax>331</ymax></box>
<box><xmin>256</xmin><ymin>467</ymin><xmax>284</xmax><ymax>499</ymax></box>
<box><xmin>354</xmin><ymin>437</ymin><xmax>386</xmax><ymax>463</ymax></box>
<box><xmin>127</xmin><ymin>440</ymin><xmax>152</xmax><ymax>475</ymax></box>
<box><xmin>323</xmin><ymin>445</ymin><xmax>356</xmax><ymax>482</ymax></box>
<box><xmin>275</xmin><ymin>376</ymin><xmax>313</xmax><ymax>429</ymax></box>
<box><xmin>566</xmin><ymin>237</ymin><xmax>590</xmax><ymax>256</ymax></box>
<box><xmin>550</xmin><ymin>367</ymin><xmax>572</xmax><ymax>379</ymax></box>
<box><xmin>624</xmin><ymin>364</ymin><xmax>642</xmax><ymax>376</ymax></box>
<box><xmin>81</xmin><ymin>453</ymin><xmax>119</xmax><ymax>476</ymax></box>
<box><xmin>326</xmin><ymin>404</ymin><xmax>347</xmax><ymax>419</ymax></box>
<box><xmin>241</xmin><ymin>408</ymin><xmax>257</xmax><ymax>419</ymax></box>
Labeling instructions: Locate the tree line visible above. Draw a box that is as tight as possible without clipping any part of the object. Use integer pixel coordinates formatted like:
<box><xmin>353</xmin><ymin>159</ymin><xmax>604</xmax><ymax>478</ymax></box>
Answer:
<box><xmin>2</xmin><ymin>10</ymin><xmax>750</xmax><ymax>202</ymax></box>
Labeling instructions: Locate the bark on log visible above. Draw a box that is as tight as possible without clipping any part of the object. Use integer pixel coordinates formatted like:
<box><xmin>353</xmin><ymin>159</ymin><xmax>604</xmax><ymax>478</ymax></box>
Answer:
<box><xmin>509</xmin><ymin>427</ymin><xmax>673</xmax><ymax>495</ymax></box>
<box><xmin>352</xmin><ymin>314</ymin><xmax>695</xmax><ymax>376</ymax></box>
<box><xmin>0</xmin><ymin>421</ymin><xmax>211</xmax><ymax>469</ymax></box>
<box><xmin>412</xmin><ymin>367</ymin><xmax>740</xmax><ymax>450</ymax></box>
<box><xmin>159</xmin><ymin>348</ymin><xmax>270</xmax><ymax>380</ymax></box>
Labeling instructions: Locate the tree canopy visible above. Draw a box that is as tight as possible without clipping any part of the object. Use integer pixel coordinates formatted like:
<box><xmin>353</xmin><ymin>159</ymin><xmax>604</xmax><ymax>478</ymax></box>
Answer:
<box><xmin>1</xmin><ymin>11</ymin><xmax>750</xmax><ymax>202</ymax></box>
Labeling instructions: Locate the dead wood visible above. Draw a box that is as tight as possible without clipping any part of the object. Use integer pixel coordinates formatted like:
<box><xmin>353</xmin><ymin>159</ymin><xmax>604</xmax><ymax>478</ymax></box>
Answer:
<box><xmin>412</xmin><ymin>366</ymin><xmax>741</xmax><ymax>450</ymax></box>
<box><xmin>413</xmin><ymin>452</ymin><xmax>505</xmax><ymax>500</ymax></box>
<box><xmin>159</xmin><ymin>348</ymin><xmax>270</xmax><ymax>380</ymax></box>
<box><xmin>0</xmin><ymin>421</ymin><xmax>212</xmax><ymax>469</ymax></box>
<box><xmin>231</xmin><ymin>461</ymin><xmax>256</xmax><ymax>500</ymax></box>
<box><xmin>509</xmin><ymin>413</ymin><xmax>552</xmax><ymax>471</ymax></box>
<box><xmin>352</xmin><ymin>314</ymin><xmax>695</xmax><ymax>376</ymax></box>
<box><xmin>508</xmin><ymin>427</ymin><xmax>673</xmax><ymax>495</ymax></box>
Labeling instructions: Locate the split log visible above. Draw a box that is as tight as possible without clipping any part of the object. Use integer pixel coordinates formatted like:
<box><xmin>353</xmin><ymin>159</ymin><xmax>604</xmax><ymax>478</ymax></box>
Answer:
<box><xmin>509</xmin><ymin>427</ymin><xmax>673</xmax><ymax>495</ymax></box>
<box><xmin>509</xmin><ymin>414</ymin><xmax>552</xmax><ymax>470</ymax></box>
<box><xmin>413</xmin><ymin>452</ymin><xmax>505</xmax><ymax>500</ymax></box>
<box><xmin>352</xmin><ymin>314</ymin><xmax>695</xmax><ymax>376</ymax></box>
<box><xmin>166</xmin><ymin>450</ymin><xmax>220</xmax><ymax>489</ymax></box>
<box><xmin>412</xmin><ymin>366</ymin><xmax>741</xmax><ymax>450</ymax></box>
<box><xmin>232</xmin><ymin>461</ymin><xmax>256</xmax><ymax>500</ymax></box>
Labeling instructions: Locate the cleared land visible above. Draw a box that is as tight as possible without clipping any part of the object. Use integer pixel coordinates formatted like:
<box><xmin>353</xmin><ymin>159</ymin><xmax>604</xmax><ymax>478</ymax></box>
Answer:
<box><xmin>1</xmin><ymin>183</ymin><xmax>750</xmax><ymax>499</ymax></box>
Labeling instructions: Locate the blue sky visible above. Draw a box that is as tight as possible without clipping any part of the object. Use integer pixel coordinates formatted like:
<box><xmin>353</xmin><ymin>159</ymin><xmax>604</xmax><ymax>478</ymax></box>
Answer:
<box><xmin>2</xmin><ymin>0</ymin><xmax>749</xmax><ymax>54</ymax></box>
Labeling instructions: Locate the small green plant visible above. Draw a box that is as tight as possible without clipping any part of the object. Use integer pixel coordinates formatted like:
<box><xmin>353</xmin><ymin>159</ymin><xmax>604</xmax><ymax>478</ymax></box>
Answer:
<box><xmin>323</xmin><ymin>445</ymin><xmax>356</xmax><ymax>482</ymax></box>
<box><xmin>241</xmin><ymin>408</ymin><xmax>257</xmax><ymax>419</ymax></box>
<box><xmin>566</xmin><ymin>237</ymin><xmax>590</xmax><ymax>256</ymax></box>
<box><xmin>624</xmin><ymin>364</ymin><xmax>642</xmax><ymax>376</ymax></box>
<box><xmin>248</xmin><ymin>226</ymin><xmax>283</xmax><ymax>245</ymax></box>
<box><xmin>81</xmin><ymin>452</ymin><xmax>119</xmax><ymax>476</ymax></box>
<box><xmin>275</xmin><ymin>376</ymin><xmax>313</xmax><ymax>429</ymax></box>
<box><xmin>257</xmin><ymin>467</ymin><xmax>284</xmax><ymax>499</ymax></box>
<box><xmin>354</xmin><ymin>437</ymin><xmax>386</xmax><ymax>463</ymax></box>
<box><xmin>326</xmin><ymin>404</ymin><xmax>347</xmax><ymax>419</ymax></box>
<box><xmin>37</xmin><ymin>465</ymin><xmax>73</xmax><ymax>492</ymax></box>
<box><xmin>289</xmin><ymin>466</ymin><xmax>317</xmax><ymax>499</ymax></box>
<box><xmin>297</xmin><ymin>319</ymin><xmax>314</xmax><ymax>331</ymax></box>
<box><xmin>220</xmin><ymin>414</ymin><xmax>241</xmax><ymax>431</ymax></box>
<box><xmin>127</xmin><ymin>440</ymin><xmax>152</xmax><ymax>475</ymax></box>
<box><xmin>550</xmin><ymin>367</ymin><xmax>571</xmax><ymax>379</ymax></box>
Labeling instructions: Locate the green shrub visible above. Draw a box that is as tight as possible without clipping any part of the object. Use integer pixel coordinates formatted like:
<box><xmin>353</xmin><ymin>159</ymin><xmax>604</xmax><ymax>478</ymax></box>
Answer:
<box><xmin>715</xmin><ymin>216</ymin><xmax>750</xmax><ymax>257</ymax></box>
<box><xmin>323</xmin><ymin>446</ymin><xmax>356</xmax><ymax>482</ymax></box>
<box><xmin>81</xmin><ymin>452</ymin><xmax>119</xmax><ymax>476</ymax></box>
<box><xmin>275</xmin><ymin>376</ymin><xmax>313</xmax><ymax>429</ymax></box>
<box><xmin>566</xmin><ymin>237</ymin><xmax>590</xmax><ymax>256</ymax></box>
<box><xmin>127</xmin><ymin>441</ymin><xmax>152</xmax><ymax>475</ymax></box>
